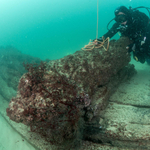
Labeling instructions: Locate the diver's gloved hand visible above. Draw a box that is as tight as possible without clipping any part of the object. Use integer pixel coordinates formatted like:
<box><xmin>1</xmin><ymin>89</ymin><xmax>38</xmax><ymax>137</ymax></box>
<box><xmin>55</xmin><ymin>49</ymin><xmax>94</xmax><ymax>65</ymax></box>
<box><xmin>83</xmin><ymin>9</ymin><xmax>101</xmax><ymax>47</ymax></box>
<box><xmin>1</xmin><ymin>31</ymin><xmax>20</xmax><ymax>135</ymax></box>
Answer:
<box><xmin>133</xmin><ymin>51</ymin><xmax>145</xmax><ymax>64</ymax></box>
<box><xmin>126</xmin><ymin>43</ymin><xmax>136</xmax><ymax>53</ymax></box>
<box><xmin>126</xmin><ymin>41</ymin><xmax>147</xmax><ymax>53</ymax></box>
<box><xmin>93</xmin><ymin>37</ymin><xmax>103</xmax><ymax>42</ymax></box>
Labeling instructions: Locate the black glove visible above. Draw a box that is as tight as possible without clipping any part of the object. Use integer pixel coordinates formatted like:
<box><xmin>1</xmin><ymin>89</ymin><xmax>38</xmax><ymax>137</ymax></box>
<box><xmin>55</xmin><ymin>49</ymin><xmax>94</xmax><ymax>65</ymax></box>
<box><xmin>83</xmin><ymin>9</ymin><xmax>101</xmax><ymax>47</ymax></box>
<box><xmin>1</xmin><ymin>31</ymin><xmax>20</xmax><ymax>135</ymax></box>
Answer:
<box><xmin>126</xmin><ymin>43</ymin><xmax>136</xmax><ymax>53</ymax></box>
<box><xmin>93</xmin><ymin>37</ymin><xmax>103</xmax><ymax>42</ymax></box>
<box><xmin>126</xmin><ymin>42</ymin><xmax>146</xmax><ymax>63</ymax></box>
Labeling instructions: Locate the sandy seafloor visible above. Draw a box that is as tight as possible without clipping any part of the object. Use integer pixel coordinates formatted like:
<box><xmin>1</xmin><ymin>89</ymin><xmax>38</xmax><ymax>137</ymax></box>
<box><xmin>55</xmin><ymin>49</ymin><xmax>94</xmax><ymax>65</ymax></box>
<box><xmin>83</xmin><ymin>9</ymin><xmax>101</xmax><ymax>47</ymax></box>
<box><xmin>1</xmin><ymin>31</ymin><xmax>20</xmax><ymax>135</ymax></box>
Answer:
<box><xmin>0</xmin><ymin>114</ymin><xmax>36</xmax><ymax>150</ymax></box>
<box><xmin>0</xmin><ymin>58</ymin><xmax>150</xmax><ymax>150</ymax></box>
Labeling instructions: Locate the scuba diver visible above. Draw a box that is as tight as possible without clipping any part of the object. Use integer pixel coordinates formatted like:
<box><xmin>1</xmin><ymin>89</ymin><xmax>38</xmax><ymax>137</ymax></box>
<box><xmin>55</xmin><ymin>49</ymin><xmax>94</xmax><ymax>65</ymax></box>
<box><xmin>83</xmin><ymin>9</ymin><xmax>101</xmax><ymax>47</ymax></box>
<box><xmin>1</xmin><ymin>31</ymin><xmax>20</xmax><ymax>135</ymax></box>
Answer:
<box><xmin>94</xmin><ymin>6</ymin><xmax>150</xmax><ymax>64</ymax></box>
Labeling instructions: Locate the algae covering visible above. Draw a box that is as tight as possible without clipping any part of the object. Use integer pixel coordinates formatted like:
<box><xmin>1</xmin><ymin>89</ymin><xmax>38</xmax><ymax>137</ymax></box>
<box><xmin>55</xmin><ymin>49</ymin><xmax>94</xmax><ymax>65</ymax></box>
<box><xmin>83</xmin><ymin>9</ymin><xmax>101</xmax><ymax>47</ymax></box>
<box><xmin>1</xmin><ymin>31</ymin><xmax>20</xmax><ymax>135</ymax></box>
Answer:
<box><xmin>6</xmin><ymin>37</ymin><xmax>148</xmax><ymax>150</ymax></box>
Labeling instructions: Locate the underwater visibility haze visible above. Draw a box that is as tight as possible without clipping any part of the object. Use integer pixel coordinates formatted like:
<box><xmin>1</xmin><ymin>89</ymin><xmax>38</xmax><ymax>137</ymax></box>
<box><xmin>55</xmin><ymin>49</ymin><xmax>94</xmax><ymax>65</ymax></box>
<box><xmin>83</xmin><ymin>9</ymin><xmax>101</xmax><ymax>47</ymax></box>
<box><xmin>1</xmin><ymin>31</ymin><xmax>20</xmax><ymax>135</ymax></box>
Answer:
<box><xmin>1</xmin><ymin>0</ymin><xmax>150</xmax><ymax>150</ymax></box>
<box><xmin>0</xmin><ymin>0</ymin><xmax>147</xmax><ymax>60</ymax></box>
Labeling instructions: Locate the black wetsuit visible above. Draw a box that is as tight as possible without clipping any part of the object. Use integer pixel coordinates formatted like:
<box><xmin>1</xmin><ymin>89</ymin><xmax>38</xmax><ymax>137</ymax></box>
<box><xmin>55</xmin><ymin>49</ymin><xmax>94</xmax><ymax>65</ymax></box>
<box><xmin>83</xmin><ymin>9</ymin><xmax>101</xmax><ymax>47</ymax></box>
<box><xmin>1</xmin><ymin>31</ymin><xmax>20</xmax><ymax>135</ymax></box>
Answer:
<box><xmin>102</xmin><ymin>10</ymin><xmax>150</xmax><ymax>63</ymax></box>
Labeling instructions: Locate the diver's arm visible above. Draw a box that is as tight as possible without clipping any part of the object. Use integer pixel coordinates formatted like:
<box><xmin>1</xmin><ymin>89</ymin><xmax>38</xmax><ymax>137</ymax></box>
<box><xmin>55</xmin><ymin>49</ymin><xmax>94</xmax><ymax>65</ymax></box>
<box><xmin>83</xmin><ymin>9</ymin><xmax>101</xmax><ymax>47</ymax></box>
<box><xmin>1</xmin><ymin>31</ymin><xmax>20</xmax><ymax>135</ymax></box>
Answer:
<box><xmin>103</xmin><ymin>23</ymin><xmax>119</xmax><ymax>39</ymax></box>
<box><xmin>94</xmin><ymin>23</ymin><xmax>119</xmax><ymax>41</ymax></box>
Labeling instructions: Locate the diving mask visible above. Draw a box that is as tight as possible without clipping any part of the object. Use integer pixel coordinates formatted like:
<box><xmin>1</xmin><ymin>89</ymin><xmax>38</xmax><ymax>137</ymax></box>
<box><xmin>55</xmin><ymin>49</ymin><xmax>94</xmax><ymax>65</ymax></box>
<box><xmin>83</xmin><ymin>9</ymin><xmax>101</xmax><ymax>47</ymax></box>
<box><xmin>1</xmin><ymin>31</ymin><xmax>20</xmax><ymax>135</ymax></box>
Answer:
<box><xmin>115</xmin><ymin>14</ymin><xmax>127</xmax><ymax>23</ymax></box>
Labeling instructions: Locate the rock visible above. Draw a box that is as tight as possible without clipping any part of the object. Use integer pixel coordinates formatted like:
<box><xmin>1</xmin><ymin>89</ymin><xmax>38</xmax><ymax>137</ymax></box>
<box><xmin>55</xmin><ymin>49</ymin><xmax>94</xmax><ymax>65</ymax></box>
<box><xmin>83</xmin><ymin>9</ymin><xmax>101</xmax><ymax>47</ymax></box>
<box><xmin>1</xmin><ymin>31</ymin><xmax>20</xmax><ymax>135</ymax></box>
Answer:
<box><xmin>0</xmin><ymin>46</ymin><xmax>41</xmax><ymax>101</ymax></box>
<box><xmin>6</xmin><ymin>37</ymin><xmax>136</xmax><ymax>149</ymax></box>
